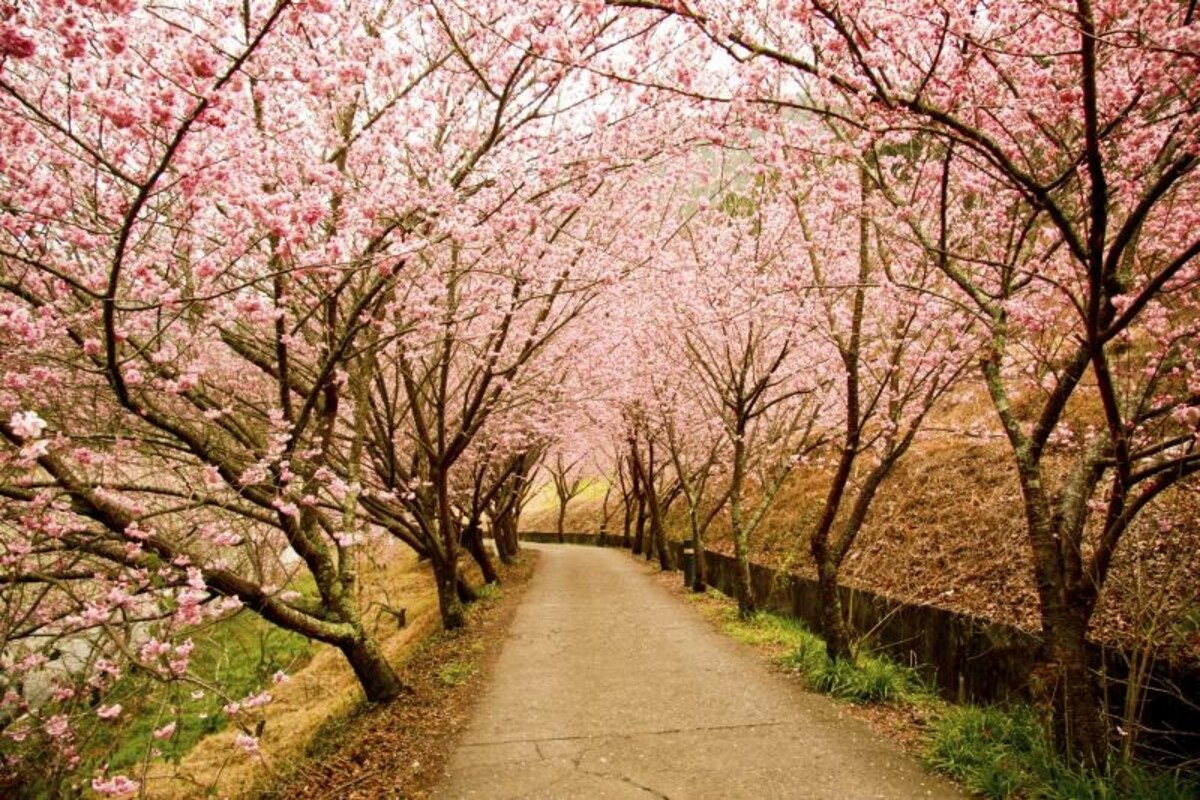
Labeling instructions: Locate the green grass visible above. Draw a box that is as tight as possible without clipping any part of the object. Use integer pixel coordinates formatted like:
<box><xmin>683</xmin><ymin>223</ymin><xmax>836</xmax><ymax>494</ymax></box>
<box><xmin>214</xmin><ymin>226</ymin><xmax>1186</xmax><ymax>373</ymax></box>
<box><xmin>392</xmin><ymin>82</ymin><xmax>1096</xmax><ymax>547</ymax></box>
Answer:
<box><xmin>437</xmin><ymin>660</ymin><xmax>476</xmax><ymax>686</ymax></box>
<box><xmin>717</xmin><ymin>607</ymin><xmax>814</xmax><ymax>649</ymax></box>
<box><xmin>925</xmin><ymin>704</ymin><xmax>1200</xmax><ymax>800</ymax></box>
<box><xmin>780</xmin><ymin>635</ymin><xmax>934</xmax><ymax>705</ymax></box>
<box><xmin>95</xmin><ymin>610</ymin><xmax>314</xmax><ymax>773</ymax></box>
<box><xmin>713</xmin><ymin>606</ymin><xmax>934</xmax><ymax>705</ymax></box>
<box><xmin>11</xmin><ymin>608</ymin><xmax>315</xmax><ymax>799</ymax></box>
<box><xmin>476</xmin><ymin>582</ymin><xmax>502</xmax><ymax>602</ymax></box>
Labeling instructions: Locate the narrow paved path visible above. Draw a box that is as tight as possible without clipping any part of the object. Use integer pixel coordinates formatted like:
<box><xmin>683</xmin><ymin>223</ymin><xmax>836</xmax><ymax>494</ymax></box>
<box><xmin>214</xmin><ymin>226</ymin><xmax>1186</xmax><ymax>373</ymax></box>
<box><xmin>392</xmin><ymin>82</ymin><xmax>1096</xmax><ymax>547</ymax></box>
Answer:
<box><xmin>435</xmin><ymin>545</ymin><xmax>963</xmax><ymax>799</ymax></box>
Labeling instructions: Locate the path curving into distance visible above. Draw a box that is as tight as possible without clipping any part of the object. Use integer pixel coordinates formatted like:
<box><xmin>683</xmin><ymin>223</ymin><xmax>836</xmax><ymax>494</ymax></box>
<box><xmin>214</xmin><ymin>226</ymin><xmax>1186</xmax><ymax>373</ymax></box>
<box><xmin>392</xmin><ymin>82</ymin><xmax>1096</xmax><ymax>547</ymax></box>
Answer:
<box><xmin>434</xmin><ymin>544</ymin><xmax>963</xmax><ymax>799</ymax></box>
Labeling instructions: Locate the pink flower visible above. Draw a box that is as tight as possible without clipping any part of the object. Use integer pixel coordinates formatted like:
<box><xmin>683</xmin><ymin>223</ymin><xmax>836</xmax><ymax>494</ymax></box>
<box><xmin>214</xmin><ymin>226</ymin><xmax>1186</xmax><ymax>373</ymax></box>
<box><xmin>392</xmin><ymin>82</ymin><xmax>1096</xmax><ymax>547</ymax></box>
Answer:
<box><xmin>272</xmin><ymin>498</ymin><xmax>299</xmax><ymax>517</ymax></box>
<box><xmin>91</xmin><ymin>775</ymin><xmax>140</xmax><ymax>796</ymax></box>
<box><xmin>9</xmin><ymin>410</ymin><xmax>46</xmax><ymax>440</ymax></box>
<box><xmin>272</xmin><ymin>670</ymin><xmax>289</xmax><ymax>684</ymax></box>
<box><xmin>203</xmin><ymin>464</ymin><xmax>222</xmax><ymax>488</ymax></box>
<box><xmin>234</xmin><ymin>733</ymin><xmax>259</xmax><ymax>754</ymax></box>
<box><xmin>103</xmin><ymin>29</ymin><xmax>126</xmax><ymax>56</ymax></box>
<box><xmin>241</xmin><ymin>690</ymin><xmax>271</xmax><ymax>709</ymax></box>
<box><xmin>43</xmin><ymin>715</ymin><xmax>70</xmax><ymax>738</ymax></box>
<box><xmin>186</xmin><ymin>568</ymin><xmax>206</xmax><ymax>590</ymax></box>
<box><xmin>96</xmin><ymin>703</ymin><xmax>122</xmax><ymax>720</ymax></box>
<box><xmin>186</xmin><ymin>48</ymin><xmax>217</xmax><ymax>79</ymax></box>
<box><xmin>0</xmin><ymin>26</ymin><xmax>37</xmax><ymax>59</ymax></box>
<box><xmin>213</xmin><ymin>530</ymin><xmax>241</xmax><ymax>546</ymax></box>
<box><xmin>152</xmin><ymin>721</ymin><xmax>176</xmax><ymax>740</ymax></box>
<box><xmin>124</xmin><ymin>522</ymin><xmax>150</xmax><ymax>540</ymax></box>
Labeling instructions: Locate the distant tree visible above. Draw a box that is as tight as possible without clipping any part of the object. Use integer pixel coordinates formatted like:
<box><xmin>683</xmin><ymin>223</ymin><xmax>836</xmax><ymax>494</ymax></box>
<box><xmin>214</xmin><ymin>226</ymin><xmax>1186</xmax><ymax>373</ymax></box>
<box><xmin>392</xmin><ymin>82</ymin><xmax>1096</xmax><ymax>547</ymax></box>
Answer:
<box><xmin>668</xmin><ymin>177</ymin><xmax>829</xmax><ymax>617</ymax></box>
<box><xmin>547</xmin><ymin>452</ymin><xmax>587</xmax><ymax>542</ymax></box>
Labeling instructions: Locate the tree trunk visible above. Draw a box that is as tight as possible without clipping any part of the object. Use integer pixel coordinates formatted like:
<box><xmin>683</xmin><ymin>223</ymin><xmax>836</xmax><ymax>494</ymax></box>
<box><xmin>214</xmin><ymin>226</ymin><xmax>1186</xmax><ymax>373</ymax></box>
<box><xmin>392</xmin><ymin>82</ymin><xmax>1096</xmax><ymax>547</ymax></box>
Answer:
<box><xmin>1044</xmin><ymin>604</ymin><xmax>1108</xmax><ymax>767</ymax></box>
<box><xmin>505</xmin><ymin>516</ymin><xmax>521</xmax><ymax>555</ymax></box>
<box><xmin>1012</xmin><ymin>459</ymin><xmax>1110</xmax><ymax>767</ymax></box>
<box><xmin>691</xmin><ymin>526</ymin><xmax>706</xmax><ymax>593</ymax></box>
<box><xmin>493</xmin><ymin>524</ymin><xmax>516</xmax><ymax>565</ymax></box>
<box><xmin>653</xmin><ymin>514</ymin><xmax>670</xmax><ymax>571</ymax></box>
<box><xmin>464</xmin><ymin>522</ymin><xmax>499</xmax><ymax>584</ymax></box>
<box><xmin>644</xmin><ymin>467</ymin><xmax>671</xmax><ymax>570</ymax></box>
<box><xmin>732</xmin><ymin>531</ymin><xmax>755</xmax><ymax>618</ymax></box>
<box><xmin>433</xmin><ymin>558</ymin><xmax>467</xmax><ymax>630</ymax></box>
<box><xmin>632</xmin><ymin>493</ymin><xmax>647</xmax><ymax>555</ymax></box>
<box><xmin>340</xmin><ymin>635</ymin><xmax>407</xmax><ymax>703</ymax></box>
<box><xmin>816</xmin><ymin>562</ymin><xmax>850</xmax><ymax>662</ymax></box>
<box><xmin>730</xmin><ymin>428</ymin><xmax>755</xmax><ymax>618</ymax></box>
<box><xmin>456</xmin><ymin>574</ymin><xmax>478</xmax><ymax>604</ymax></box>
<box><xmin>621</xmin><ymin>500</ymin><xmax>633</xmax><ymax>548</ymax></box>
<box><xmin>556</xmin><ymin>501</ymin><xmax>566</xmax><ymax>543</ymax></box>
<box><xmin>812</xmin><ymin>523</ymin><xmax>850</xmax><ymax>661</ymax></box>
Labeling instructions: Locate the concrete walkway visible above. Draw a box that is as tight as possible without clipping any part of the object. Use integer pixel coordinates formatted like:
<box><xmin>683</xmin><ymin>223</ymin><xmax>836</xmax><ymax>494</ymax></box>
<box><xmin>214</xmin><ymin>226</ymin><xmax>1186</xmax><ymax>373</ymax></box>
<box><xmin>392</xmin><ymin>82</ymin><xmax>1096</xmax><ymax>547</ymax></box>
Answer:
<box><xmin>434</xmin><ymin>545</ymin><xmax>963</xmax><ymax>799</ymax></box>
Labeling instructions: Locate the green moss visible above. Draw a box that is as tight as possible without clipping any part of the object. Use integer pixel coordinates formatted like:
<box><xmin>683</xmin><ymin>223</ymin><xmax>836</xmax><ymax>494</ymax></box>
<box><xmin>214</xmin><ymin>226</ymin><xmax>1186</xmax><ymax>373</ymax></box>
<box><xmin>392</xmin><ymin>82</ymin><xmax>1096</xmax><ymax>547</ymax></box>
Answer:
<box><xmin>476</xmin><ymin>582</ymin><xmax>502</xmax><ymax>602</ymax></box>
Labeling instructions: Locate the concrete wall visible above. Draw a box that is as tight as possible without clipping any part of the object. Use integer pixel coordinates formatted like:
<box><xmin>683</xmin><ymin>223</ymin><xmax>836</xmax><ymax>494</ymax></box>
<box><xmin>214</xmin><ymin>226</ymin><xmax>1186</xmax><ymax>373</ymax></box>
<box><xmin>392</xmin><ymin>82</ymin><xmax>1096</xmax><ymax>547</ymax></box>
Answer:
<box><xmin>518</xmin><ymin>531</ymin><xmax>623</xmax><ymax>546</ymax></box>
<box><xmin>692</xmin><ymin>546</ymin><xmax>1040</xmax><ymax>702</ymax></box>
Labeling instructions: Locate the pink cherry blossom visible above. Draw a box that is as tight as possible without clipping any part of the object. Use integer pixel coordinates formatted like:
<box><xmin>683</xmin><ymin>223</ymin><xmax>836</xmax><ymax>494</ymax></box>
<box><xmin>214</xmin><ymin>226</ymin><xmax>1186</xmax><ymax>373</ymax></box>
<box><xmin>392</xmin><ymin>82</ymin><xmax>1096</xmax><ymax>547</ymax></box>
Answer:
<box><xmin>96</xmin><ymin>704</ymin><xmax>123</xmax><ymax>720</ymax></box>
<box><xmin>43</xmin><ymin>715</ymin><xmax>70</xmax><ymax>739</ymax></box>
<box><xmin>234</xmin><ymin>733</ymin><xmax>260</xmax><ymax>754</ymax></box>
<box><xmin>91</xmin><ymin>775</ymin><xmax>140</xmax><ymax>797</ymax></box>
<box><xmin>8</xmin><ymin>410</ymin><xmax>45</xmax><ymax>440</ymax></box>
<box><xmin>0</xmin><ymin>26</ymin><xmax>36</xmax><ymax>59</ymax></box>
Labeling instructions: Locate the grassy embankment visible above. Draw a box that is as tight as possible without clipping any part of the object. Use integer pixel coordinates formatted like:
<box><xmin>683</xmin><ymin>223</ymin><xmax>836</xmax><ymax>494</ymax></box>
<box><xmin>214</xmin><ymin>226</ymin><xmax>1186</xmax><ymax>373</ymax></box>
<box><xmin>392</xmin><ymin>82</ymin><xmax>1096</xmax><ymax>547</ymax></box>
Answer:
<box><xmin>21</xmin><ymin>543</ymin><xmax>440</xmax><ymax>799</ymax></box>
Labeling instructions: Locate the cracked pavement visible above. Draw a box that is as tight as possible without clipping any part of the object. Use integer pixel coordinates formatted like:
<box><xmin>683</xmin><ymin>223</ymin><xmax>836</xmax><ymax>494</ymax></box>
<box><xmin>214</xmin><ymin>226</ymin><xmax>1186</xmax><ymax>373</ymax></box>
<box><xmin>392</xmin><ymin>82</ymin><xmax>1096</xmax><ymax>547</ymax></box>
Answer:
<box><xmin>433</xmin><ymin>545</ymin><xmax>963</xmax><ymax>799</ymax></box>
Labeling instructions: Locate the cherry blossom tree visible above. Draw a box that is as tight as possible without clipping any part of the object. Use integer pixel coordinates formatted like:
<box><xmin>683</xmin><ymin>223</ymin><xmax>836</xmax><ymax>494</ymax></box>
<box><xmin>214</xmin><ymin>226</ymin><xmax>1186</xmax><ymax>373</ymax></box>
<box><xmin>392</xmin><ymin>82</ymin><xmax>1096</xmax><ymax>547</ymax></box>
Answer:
<box><xmin>660</xmin><ymin>381</ymin><xmax>730</xmax><ymax>592</ymax></box>
<box><xmin>788</xmin><ymin>152</ymin><xmax>975</xmax><ymax>662</ymax></box>
<box><xmin>0</xmin><ymin>0</ymin><xmax>427</xmax><ymax>789</ymax></box>
<box><xmin>326</xmin><ymin>0</ymin><xmax>697</xmax><ymax>631</ymax></box>
<box><xmin>546</xmin><ymin>451</ymin><xmax>587</xmax><ymax>540</ymax></box>
<box><xmin>658</xmin><ymin>162</ymin><xmax>831</xmax><ymax>617</ymax></box>
<box><xmin>0</xmin><ymin>0</ymin><xmax>685</xmax><ymax>787</ymax></box>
